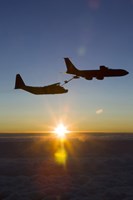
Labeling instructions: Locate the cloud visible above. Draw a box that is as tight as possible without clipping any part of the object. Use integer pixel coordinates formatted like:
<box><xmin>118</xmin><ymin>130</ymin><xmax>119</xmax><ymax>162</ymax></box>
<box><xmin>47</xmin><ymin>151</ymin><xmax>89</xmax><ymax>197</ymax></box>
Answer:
<box><xmin>0</xmin><ymin>136</ymin><xmax>133</xmax><ymax>199</ymax></box>
<box><xmin>96</xmin><ymin>108</ymin><xmax>103</xmax><ymax>114</ymax></box>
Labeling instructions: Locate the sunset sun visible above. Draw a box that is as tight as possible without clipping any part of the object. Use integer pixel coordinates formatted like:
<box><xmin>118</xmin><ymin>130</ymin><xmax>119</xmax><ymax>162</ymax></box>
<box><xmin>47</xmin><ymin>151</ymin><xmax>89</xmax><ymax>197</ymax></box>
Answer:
<box><xmin>54</xmin><ymin>123</ymin><xmax>69</xmax><ymax>139</ymax></box>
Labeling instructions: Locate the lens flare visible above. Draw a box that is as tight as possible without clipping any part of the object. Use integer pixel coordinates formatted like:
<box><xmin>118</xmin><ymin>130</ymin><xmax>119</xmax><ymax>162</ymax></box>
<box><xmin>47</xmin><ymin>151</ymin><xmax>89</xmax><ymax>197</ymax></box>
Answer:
<box><xmin>54</xmin><ymin>123</ymin><xmax>69</xmax><ymax>139</ymax></box>
<box><xmin>54</xmin><ymin>123</ymin><xmax>69</xmax><ymax>165</ymax></box>
<box><xmin>54</xmin><ymin>146</ymin><xmax>67</xmax><ymax>165</ymax></box>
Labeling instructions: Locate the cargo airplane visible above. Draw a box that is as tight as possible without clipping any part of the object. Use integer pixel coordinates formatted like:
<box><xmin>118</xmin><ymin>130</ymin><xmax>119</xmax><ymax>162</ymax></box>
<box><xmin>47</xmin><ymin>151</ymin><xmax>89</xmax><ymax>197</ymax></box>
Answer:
<box><xmin>64</xmin><ymin>58</ymin><xmax>129</xmax><ymax>80</ymax></box>
<box><xmin>15</xmin><ymin>74</ymin><xmax>68</xmax><ymax>95</ymax></box>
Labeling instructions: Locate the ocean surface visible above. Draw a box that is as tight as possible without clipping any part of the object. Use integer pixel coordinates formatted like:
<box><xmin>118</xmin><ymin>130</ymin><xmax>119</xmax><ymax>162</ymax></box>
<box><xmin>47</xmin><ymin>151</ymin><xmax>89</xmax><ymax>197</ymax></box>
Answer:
<box><xmin>0</xmin><ymin>133</ymin><xmax>133</xmax><ymax>200</ymax></box>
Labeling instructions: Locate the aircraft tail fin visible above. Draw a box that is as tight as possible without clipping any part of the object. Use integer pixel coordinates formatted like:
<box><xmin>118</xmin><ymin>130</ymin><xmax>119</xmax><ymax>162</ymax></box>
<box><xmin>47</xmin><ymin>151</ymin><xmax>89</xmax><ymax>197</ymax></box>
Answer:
<box><xmin>15</xmin><ymin>74</ymin><xmax>25</xmax><ymax>89</ymax></box>
<box><xmin>64</xmin><ymin>58</ymin><xmax>79</xmax><ymax>75</ymax></box>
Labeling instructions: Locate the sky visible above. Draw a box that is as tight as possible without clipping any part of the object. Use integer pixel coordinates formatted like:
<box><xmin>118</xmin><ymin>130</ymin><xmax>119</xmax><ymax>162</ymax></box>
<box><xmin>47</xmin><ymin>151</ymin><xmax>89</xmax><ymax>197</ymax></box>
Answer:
<box><xmin>0</xmin><ymin>0</ymin><xmax>133</xmax><ymax>133</ymax></box>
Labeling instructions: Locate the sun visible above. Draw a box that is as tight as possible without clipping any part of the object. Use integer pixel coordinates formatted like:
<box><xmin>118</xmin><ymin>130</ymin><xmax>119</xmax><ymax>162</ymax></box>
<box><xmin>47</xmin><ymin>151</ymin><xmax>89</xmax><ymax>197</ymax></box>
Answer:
<box><xmin>54</xmin><ymin>123</ymin><xmax>69</xmax><ymax>139</ymax></box>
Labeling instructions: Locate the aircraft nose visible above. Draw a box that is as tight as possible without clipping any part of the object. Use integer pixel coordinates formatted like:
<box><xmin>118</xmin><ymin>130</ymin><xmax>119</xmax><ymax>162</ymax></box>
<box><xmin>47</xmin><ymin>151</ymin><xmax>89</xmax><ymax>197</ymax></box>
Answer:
<box><xmin>125</xmin><ymin>70</ymin><xmax>129</xmax><ymax>75</ymax></box>
<box><xmin>122</xmin><ymin>69</ymin><xmax>129</xmax><ymax>76</ymax></box>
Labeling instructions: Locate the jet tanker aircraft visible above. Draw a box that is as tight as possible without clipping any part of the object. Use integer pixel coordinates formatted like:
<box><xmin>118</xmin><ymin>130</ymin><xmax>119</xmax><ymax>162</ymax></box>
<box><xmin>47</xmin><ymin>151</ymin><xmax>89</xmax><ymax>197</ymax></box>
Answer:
<box><xmin>15</xmin><ymin>74</ymin><xmax>68</xmax><ymax>95</ymax></box>
<box><xmin>64</xmin><ymin>58</ymin><xmax>129</xmax><ymax>80</ymax></box>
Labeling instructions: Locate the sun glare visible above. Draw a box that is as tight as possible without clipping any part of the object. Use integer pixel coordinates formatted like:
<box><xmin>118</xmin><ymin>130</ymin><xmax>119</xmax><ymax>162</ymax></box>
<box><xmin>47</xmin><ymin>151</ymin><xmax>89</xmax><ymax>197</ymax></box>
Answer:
<box><xmin>54</xmin><ymin>123</ymin><xmax>69</xmax><ymax>139</ymax></box>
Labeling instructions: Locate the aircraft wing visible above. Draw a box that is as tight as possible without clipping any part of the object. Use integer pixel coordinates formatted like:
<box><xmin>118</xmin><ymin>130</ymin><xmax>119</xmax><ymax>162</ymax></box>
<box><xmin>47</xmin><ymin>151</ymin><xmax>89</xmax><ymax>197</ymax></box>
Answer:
<box><xmin>46</xmin><ymin>82</ymin><xmax>60</xmax><ymax>87</ymax></box>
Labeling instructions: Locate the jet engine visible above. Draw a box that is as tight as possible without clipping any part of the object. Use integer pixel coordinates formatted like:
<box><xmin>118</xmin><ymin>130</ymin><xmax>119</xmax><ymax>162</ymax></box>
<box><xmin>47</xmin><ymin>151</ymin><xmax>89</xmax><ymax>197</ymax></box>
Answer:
<box><xmin>96</xmin><ymin>76</ymin><xmax>104</xmax><ymax>80</ymax></box>
<box><xmin>85</xmin><ymin>77</ymin><xmax>93</xmax><ymax>80</ymax></box>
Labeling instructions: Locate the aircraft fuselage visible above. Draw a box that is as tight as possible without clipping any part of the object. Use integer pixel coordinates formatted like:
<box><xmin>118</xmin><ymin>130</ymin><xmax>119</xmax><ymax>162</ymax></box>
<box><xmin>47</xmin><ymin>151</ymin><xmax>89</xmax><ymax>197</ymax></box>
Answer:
<box><xmin>14</xmin><ymin>74</ymin><xmax>68</xmax><ymax>95</ymax></box>
<box><xmin>21</xmin><ymin>85</ymin><xmax>68</xmax><ymax>94</ymax></box>
<box><xmin>64</xmin><ymin>57</ymin><xmax>129</xmax><ymax>80</ymax></box>
<box><xmin>75</xmin><ymin>68</ymin><xmax>129</xmax><ymax>80</ymax></box>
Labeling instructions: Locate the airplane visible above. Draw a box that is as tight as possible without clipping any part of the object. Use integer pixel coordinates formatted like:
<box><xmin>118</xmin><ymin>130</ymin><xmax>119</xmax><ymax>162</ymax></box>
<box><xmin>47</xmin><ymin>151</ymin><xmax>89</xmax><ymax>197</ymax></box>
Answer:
<box><xmin>14</xmin><ymin>74</ymin><xmax>68</xmax><ymax>95</ymax></box>
<box><xmin>64</xmin><ymin>58</ymin><xmax>129</xmax><ymax>80</ymax></box>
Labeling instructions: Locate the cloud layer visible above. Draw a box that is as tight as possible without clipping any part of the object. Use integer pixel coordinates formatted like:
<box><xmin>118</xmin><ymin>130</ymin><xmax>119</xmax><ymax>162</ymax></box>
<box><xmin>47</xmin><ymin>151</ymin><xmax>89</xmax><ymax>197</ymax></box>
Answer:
<box><xmin>0</xmin><ymin>135</ymin><xmax>133</xmax><ymax>200</ymax></box>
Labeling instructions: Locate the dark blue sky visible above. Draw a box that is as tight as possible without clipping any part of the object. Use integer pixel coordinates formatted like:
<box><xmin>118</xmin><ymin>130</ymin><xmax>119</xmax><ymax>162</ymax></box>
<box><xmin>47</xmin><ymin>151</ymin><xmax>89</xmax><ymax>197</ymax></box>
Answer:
<box><xmin>0</xmin><ymin>0</ymin><xmax>133</xmax><ymax>133</ymax></box>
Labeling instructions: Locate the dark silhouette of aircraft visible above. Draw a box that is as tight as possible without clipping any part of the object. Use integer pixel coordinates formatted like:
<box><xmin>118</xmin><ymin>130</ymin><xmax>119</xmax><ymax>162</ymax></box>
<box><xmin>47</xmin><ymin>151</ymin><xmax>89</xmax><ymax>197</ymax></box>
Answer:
<box><xmin>15</xmin><ymin>74</ymin><xmax>68</xmax><ymax>95</ymax></box>
<box><xmin>64</xmin><ymin>58</ymin><xmax>129</xmax><ymax>80</ymax></box>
